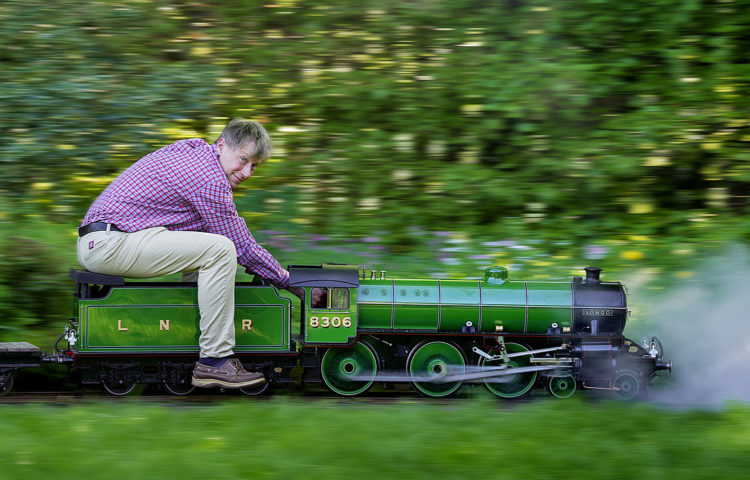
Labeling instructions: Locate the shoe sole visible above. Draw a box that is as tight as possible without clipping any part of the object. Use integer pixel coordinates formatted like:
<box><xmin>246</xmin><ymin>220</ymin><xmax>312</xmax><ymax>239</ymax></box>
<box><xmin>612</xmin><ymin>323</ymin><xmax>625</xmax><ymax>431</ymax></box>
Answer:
<box><xmin>191</xmin><ymin>376</ymin><xmax>266</xmax><ymax>389</ymax></box>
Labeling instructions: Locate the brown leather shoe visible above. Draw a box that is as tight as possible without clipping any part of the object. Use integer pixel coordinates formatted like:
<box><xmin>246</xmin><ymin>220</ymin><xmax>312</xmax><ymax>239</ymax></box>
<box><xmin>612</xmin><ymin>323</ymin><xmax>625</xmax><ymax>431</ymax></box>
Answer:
<box><xmin>191</xmin><ymin>358</ymin><xmax>266</xmax><ymax>389</ymax></box>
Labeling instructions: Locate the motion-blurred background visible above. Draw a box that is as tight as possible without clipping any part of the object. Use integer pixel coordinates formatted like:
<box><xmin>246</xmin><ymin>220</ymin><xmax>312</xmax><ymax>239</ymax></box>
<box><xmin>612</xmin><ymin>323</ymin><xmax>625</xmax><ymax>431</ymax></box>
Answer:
<box><xmin>3</xmin><ymin>3</ymin><xmax>750</xmax><ymax>477</ymax></box>
<box><xmin>2</xmin><ymin>0</ymin><xmax>749</xmax><ymax>339</ymax></box>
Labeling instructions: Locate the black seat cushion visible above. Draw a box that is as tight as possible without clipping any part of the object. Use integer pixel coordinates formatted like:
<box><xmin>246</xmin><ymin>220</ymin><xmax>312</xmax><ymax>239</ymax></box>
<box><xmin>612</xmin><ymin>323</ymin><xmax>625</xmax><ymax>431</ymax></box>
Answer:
<box><xmin>69</xmin><ymin>269</ymin><xmax>125</xmax><ymax>286</ymax></box>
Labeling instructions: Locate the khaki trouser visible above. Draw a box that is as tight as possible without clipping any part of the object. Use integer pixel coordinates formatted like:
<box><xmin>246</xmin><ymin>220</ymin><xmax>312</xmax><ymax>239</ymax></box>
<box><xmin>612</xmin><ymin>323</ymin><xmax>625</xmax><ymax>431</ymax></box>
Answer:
<box><xmin>77</xmin><ymin>227</ymin><xmax>237</xmax><ymax>358</ymax></box>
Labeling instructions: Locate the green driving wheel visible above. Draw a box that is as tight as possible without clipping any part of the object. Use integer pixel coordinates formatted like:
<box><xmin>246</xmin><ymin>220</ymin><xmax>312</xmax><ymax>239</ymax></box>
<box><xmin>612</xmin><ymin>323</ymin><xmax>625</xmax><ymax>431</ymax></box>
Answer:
<box><xmin>547</xmin><ymin>374</ymin><xmax>577</xmax><ymax>399</ymax></box>
<box><xmin>481</xmin><ymin>342</ymin><xmax>537</xmax><ymax>399</ymax></box>
<box><xmin>320</xmin><ymin>342</ymin><xmax>378</xmax><ymax>396</ymax></box>
<box><xmin>407</xmin><ymin>341</ymin><xmax>466</xmax><ymax>397</ymax></box>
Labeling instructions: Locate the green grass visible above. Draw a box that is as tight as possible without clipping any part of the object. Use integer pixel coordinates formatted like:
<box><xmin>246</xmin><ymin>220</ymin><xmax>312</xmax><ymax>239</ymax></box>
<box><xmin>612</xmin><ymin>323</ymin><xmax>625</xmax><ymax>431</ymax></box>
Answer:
<box><xmin>1</xmin><ymin>398</ymin><xmax>748</xmax><ymax>479</ymax></box>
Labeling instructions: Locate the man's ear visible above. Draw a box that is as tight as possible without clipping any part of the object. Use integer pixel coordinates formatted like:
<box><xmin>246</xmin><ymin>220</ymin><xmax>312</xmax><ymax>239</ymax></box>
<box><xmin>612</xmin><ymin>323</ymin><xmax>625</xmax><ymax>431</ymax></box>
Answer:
<box><xmin>216</xmin><ymin>137</ymin><xmax>226</xmax><ymax>154</ymax></box>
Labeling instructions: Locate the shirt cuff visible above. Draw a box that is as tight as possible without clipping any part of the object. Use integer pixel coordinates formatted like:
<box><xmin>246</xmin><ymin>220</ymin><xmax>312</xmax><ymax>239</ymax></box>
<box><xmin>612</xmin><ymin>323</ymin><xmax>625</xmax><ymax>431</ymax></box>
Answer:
<box><xmin>273</xmin><ymin>269</ymin><xmax>290</xmax><ymax>289</ymax></box>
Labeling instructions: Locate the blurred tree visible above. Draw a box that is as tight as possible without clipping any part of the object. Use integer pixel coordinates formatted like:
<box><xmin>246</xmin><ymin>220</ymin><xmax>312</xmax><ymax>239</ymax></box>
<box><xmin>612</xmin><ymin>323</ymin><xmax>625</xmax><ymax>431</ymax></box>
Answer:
<box><xmin>1</xmin><ymin>0</ymin><xmax>750</xmax><ymax>329</ymax></box>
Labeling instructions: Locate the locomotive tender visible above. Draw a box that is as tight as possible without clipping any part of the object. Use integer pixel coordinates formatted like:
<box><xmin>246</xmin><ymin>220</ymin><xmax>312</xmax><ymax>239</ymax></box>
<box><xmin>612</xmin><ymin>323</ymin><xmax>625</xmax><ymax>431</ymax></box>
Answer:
<box><xmin>0</xmin><ymin>264</ymin><xmax>671</xmax><ymax>399</ymax></box>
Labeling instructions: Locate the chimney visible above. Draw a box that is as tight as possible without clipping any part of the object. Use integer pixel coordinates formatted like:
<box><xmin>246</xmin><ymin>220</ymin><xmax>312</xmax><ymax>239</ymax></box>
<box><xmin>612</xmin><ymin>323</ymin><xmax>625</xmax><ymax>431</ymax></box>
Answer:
<box><xmin>584</xmin><ymin>267</ymin><xmax>602</xmax><ymax>284</ymax></box>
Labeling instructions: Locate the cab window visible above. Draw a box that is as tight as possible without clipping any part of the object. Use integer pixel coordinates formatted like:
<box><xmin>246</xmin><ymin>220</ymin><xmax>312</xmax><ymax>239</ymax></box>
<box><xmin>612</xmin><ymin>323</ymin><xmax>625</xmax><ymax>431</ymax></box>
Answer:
<box><xmin>310</xmin><ymin>287</ymin><xmax>350</xmax><ymax>310</ymax></box>
<box><xmin>331</xmin><ymin>288</ymin><xmax>349</xmax><ymax>309</ymax></box>
<box><xmin>311</xmin><ymin>288</ymin><xmax>328</xmax><ymax>309</ymax></box>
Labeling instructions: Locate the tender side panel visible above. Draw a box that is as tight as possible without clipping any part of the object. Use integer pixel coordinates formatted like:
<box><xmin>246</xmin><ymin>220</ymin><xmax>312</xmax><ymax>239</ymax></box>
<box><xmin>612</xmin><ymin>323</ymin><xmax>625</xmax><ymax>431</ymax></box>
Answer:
<box><xmin>234</xmin><ymin>284</ymin><xmax>290</xmax><ymax>351</ymax></box>
<box><xmin>83</xmin><ymin>303</ymin><xmax>200</xmax><ymax>349</ymax></box>
<box><xmin>78</xmin><ymin>284</ymin><xmax>290</xmax><ymax>353</ymax></box>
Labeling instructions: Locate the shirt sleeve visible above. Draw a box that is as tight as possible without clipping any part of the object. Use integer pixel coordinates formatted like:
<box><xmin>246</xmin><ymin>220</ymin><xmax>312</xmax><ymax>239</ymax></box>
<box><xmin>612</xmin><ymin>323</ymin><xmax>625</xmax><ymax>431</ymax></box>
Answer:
<box><xmin>192</xmin><ymin>181</ymin><xmax>289</xmax><ymax>288</ymax></box>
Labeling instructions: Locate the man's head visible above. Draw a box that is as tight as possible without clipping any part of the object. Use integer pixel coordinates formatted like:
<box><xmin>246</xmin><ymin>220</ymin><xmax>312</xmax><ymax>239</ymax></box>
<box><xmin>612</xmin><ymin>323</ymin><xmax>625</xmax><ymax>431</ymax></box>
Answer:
<box><xmin>215</xmin><ymin>118</ymin><xmax>272</xmax><ymax>189</ymax></box>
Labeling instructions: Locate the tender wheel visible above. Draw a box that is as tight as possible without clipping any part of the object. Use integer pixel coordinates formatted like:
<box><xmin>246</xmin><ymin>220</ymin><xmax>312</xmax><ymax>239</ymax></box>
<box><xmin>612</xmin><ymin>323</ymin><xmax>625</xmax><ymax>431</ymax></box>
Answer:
<box><xmin>547</xmin><ymin>374</ymin><xmax>577</xmax><ymax>399</ymax></box>
<box><xmin>240</xmin><ymin>381</ymin><xmax>270</xmax><ymax>396</ymax></box>
<box><xmin>480</xmin><ymin>342</ymin><xmax>537</xmax><ymax>399</ymax></box>
<box><xmin>163</xmin><ymin>380</ymin><xmax>196</xmax><ymax>396</ymax></box>
<box><xmin>407</xmin><ymin>341</ymin><xmax>466</xmax><ymax>398</ymax></box>
<box><xmin>321</xmin><ymin>342</ymin><xmax>378</xmax><ymax>396</ymax></box>
<box><xmin>612</xmin><ymin>370</ymin><xmax>642</xmax><ymax>400</ymax></box>
<box><xmin>102</xmin><ymin>380</ymin><xmax>137</xmax><ymax>396</ymax></box>
<box><xmin>0</xmin><ymin>372</ymin><xmax>14</xmax><ymax>397</ymax></box>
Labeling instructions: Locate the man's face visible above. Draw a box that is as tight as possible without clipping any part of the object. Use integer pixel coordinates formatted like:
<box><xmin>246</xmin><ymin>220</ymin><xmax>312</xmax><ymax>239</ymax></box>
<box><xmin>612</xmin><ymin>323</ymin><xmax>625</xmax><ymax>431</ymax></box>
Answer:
<box><xmin>216</xmin><ymin>138</ymin><xmax>261</xmax><ymax>189</ymax></box>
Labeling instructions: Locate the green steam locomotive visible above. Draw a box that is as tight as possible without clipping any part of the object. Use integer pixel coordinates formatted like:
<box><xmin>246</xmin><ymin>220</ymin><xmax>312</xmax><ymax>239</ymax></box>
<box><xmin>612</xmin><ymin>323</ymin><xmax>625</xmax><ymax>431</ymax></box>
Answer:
<box><xmin>0</xmin><ymin>264</ymin><xmax>671</xmax><ymax>399</ymax></box>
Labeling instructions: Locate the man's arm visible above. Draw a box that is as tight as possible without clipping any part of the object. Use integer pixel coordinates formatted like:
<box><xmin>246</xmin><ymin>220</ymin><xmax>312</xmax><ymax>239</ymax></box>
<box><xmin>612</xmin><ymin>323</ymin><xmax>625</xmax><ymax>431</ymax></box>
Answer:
<box><xmin>192</xmin><ymin>182</ymin><xmax>289</xmax><ymax>287</ymax></box>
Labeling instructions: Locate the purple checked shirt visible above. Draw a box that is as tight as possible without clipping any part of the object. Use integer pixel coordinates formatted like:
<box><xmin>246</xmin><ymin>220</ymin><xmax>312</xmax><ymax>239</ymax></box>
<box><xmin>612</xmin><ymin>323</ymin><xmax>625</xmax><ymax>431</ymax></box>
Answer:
<box><xmin>81</xmin><ymin>138</ymin><xmax>289</xmax><ymax>287</ymax></box>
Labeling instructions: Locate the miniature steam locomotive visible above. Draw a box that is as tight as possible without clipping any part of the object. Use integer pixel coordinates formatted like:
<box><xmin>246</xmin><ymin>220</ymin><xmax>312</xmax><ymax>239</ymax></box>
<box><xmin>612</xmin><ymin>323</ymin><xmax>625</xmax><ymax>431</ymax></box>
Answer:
<box><xmin>0</xmin><ymin>264</ymin><xmax>671</xmax><ymax>399</ymax></box>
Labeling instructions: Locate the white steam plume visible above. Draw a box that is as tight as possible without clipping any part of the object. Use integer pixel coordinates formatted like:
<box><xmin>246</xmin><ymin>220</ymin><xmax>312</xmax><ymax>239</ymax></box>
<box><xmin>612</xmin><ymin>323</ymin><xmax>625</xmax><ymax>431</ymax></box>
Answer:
<box><xmin>628</xmin><ymin>245</ymin><xmax>750</xmax><ymax>408</ymax></box>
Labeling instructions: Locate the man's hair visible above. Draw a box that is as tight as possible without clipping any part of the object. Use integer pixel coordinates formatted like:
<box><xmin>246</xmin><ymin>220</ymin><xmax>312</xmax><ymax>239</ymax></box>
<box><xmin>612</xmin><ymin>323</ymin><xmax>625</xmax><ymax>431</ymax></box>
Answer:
<box><xmin>215</xmin><ymin>118</ymin><xmax>272</xmax><ymax>162</ymax></box>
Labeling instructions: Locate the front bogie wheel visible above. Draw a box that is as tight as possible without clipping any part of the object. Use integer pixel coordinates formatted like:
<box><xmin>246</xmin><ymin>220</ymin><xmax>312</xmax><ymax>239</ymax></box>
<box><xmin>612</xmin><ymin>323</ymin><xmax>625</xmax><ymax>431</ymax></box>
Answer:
<box><xmin>547</xmin><ymin>374</ymin><xmax>577</xmax><ymax>399</ymax></box>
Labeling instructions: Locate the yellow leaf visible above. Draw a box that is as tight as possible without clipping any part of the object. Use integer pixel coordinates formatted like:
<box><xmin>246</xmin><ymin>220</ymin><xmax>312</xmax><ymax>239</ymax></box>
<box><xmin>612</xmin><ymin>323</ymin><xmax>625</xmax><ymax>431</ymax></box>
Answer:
<box><xmin>629</xmin><ymin>203</ymin><xmax>653</xmax><ymax>214</ymax></box>
<box><xmin>643</xmin><ymin>156</ymin><xmax>671</xmax><ymax>167</ymax></box>
<box><xmin>191</xmin><ymin>46</ymin><xmax>212</xmax><ymax>56</ymax></box>
<box><xmin>701</xmin><ymin>142</ymin><xmax>722</xmax><ymax>151</ymax></box>
<box><xmin>461</xmin><ymin>104</ymin><xmax>483</xmax><ymax>115</ymax></box>
<box><xmin>621</xmin><ymin>251</ymin><xmax>644</xmax><ymax>261</ymax></box>
<box><xmin>714</xmin><ymin>85</ymin><xmax>734</xmax><ymax>93</ymax></box>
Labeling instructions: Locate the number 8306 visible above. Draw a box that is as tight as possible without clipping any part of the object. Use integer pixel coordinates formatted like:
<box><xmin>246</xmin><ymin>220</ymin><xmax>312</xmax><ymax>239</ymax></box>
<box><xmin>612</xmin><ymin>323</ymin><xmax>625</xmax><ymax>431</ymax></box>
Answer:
<box><xmin>309</xmin><ymin>316</ymin><xmax>352</xmax><ymax>328</ymax></box>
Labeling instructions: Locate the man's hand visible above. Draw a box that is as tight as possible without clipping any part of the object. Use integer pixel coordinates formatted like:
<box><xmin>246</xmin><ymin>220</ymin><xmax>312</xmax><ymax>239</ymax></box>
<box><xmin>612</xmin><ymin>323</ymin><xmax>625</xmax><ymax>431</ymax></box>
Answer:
<box><xmin>286</xmin><ymin>286</ymin><xmax>304</xmax><ymax>300</ymax></box>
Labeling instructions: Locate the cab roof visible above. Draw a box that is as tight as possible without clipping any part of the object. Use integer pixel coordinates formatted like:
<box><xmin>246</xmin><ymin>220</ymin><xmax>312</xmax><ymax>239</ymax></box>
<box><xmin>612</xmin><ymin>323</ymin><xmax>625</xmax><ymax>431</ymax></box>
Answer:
<box><xmin>288</xmin><ymin>264</ymin><xmax>360</xmax><ymax>288</ymax></box>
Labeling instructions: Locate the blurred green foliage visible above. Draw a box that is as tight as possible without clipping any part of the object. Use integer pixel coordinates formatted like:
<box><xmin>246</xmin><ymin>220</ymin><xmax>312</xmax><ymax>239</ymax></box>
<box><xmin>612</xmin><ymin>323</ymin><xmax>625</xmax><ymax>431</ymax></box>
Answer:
<box><xmin>0</xmin><ymin>236</ymin><xmax>69</xmax><ymax>330</ymax></box>
<box><xmin>1</xmin><ymin>0</ymin><xmax>750</xmax><ymax>331</ymax></box>
<box><xmin>0</xmin><ymin>399</ymin><xmax>749</xmax><ymax>479</ymax></box>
